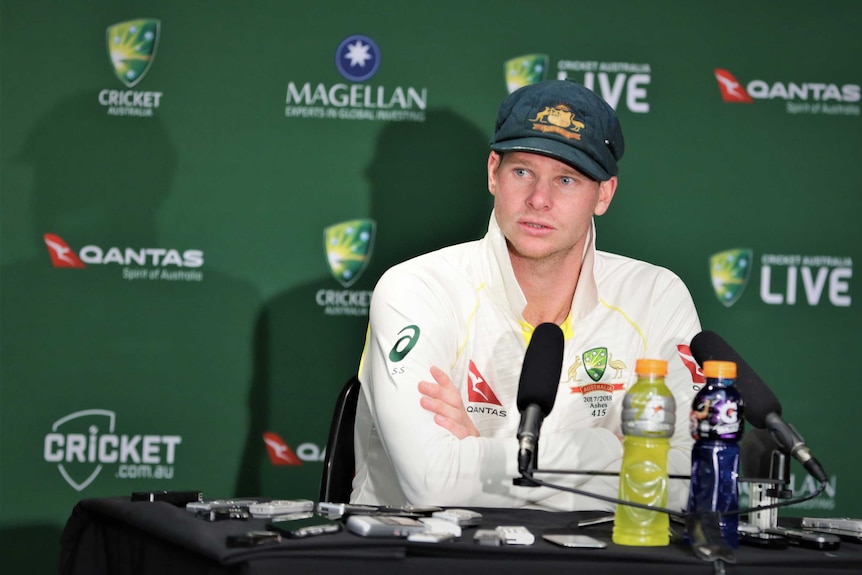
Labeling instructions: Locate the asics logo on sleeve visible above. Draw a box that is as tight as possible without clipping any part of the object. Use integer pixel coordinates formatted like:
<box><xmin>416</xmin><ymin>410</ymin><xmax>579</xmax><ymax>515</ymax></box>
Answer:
<box><xmin>466</xmin><ymin>360</ymin><xmax>502</xmax><ymax>405</ymax></box>
<box><xmin>388</xmin><ymin>325</ymin><xmax>420</xmax><ymax>362</ymax></box>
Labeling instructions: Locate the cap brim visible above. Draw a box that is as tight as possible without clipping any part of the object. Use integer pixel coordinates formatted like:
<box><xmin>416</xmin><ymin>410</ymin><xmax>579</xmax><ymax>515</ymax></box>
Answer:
<box><xmin>490</xmin><ymin>136</ymin><xmax>611</xmax><ymax>182</ymax></box>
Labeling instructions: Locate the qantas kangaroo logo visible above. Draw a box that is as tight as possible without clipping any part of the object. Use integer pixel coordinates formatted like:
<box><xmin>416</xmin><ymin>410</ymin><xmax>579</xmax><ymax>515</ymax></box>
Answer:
<box><xmin>262</xmin><ymin>432</ymin><xmax>302</xmax><ymax>466</ymax></box>
<box><xmin>43</xmin><ymin>234</ymin><xmax>86</xmax><ymax>268</ymax></box>
<box><xmin>466</xmin><ymin>361</ymin><xmax>502</xmax><ymax>405</ymax></box>
<box><xmin>714</xmin><ymin>69</ymin><xmax>753</xmax><ymax>103</ymax></box>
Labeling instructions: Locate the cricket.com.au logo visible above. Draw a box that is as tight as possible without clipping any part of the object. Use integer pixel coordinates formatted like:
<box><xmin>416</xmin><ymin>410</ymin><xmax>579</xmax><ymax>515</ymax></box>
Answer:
<box><xmin>98</xmin><ymin>18</ymin><xmax>164</xmax><ymax>117</ymax></box>
<box><xmin>710</xmin><ymin>248</ymin><xmax>852</xmax><ymax>308</ymax></box>
<box><xmin>316</xmin><ymin>219</ymin><xmax>375</xmax><ymax>316</ymax></box>
<box><xmin>714</xmin><ymin>68</ymin><xmax>860</xmax><ymax>116</ymax></box>
<box><xmin>505</xmin><ymin>53</ymin><xmax>652</xmax><ymax>113</ymax></box>
<box><xmin>43</xmin><ymin>409</ymin><xmax>182</xmax><ymax>491</ymax></box>
<box><xmin>285</xmin><ymin>34</ymin><xmax>428</xmax><ymax>123</ymax></box>
<box><xmin>43</xmin><ymin>233</ymin><xmax>205</xmax><ymax>283</ymax></box>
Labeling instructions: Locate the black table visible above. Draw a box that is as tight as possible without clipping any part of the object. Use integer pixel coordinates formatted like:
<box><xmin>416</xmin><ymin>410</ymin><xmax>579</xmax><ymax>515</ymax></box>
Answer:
<box><xmin>60</xmin><ymin>497</ymin><xmax>862</xmax><ymax>575</ymax></box>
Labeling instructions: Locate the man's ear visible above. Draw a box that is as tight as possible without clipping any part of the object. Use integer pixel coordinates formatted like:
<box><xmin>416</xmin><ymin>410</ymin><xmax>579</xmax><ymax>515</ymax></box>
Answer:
<box><xmin>594</xmin><ymin>176</ymin><xmax>617</xmax><ymax>216</ymax></box>
<box><xmin>487</xmin><ymin>151</ymin><xmax>502</xmax><ymax>196</ymax></box>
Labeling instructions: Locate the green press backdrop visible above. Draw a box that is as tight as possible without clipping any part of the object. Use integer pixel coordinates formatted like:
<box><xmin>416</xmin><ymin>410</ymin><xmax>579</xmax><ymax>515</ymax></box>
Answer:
<box><xmin>1</xmin><ymin>1</ymin><xmax>859</xmax><ymax>571</ymax></box>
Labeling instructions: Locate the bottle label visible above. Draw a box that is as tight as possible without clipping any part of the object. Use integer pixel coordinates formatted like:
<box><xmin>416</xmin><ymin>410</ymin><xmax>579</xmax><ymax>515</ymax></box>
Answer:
<box><xmin>690</xmin><ymin>385</ymin><xmax>743</xmax><ymax>440</ymax></box>
<box><xmin>621</xmin><ymin>395</ymin><xmax>675</xmax><ymax>438</ymax></box>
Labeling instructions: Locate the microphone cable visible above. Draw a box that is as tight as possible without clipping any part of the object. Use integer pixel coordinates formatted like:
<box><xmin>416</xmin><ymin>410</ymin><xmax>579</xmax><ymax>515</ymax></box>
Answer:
<box><xmin>517</xmin><ymin>467</ymin><xmax>828</xmax><ymax>520</ymax></box>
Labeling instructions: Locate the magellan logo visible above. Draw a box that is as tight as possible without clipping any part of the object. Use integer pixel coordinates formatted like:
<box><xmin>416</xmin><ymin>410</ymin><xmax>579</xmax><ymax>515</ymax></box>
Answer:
<box><xmin>710</xmin><ymin>248</ymin><xmax>852</xmax><ymax>307</ymax></box>
<box><xmin>504</xmin><ymin>54</ymin><xmax>549</xmax><ymax>93</ymax></box>
<box><xmin>529</xmin><ymin>105</ymin><xmax>585</xmax><ymax>140</ymax></box>
<box><xmin>285</xmin><ymin>35</ymin><xmax>428</xmax><ymax>123</ymax></box>
<box><xmin>714</xmin><ymin>68</ymin><xmax>860</xmax><ymax>116</ymax></box>
<box><xmin>43</xmin><ymin>233</ymin><xmax>205</xmax><ymax>282</ymax></box>
<box><xmin>710</xmin><ymin>248</ymin><xmax>752</xmax><ymax>308</ymax></box>
<box><xmin>335</xmin><ymin>34</ymin><xmax>380</xmax><ymax>83</ymax></box>
<box><xmin>99</xmin><ymin>19</ymin><xmax>164</xmax><ymax>117</ymax></box>
<box><xmin>324</xmin><ymin>219</ymin><xmax>376</xmax><ymax>287</ymax></box>
<box><xmin>43</xmin><ymin>409</ymin><xmax>181</xmax><ymax>491</ymax></box>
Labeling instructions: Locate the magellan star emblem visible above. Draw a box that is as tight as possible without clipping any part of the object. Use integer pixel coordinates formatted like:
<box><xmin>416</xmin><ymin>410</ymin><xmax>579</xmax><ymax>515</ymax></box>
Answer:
<box><xmin>345</xmin><ymin>40</ymin><xmax>372</xmax><ymax>68</ymax></box>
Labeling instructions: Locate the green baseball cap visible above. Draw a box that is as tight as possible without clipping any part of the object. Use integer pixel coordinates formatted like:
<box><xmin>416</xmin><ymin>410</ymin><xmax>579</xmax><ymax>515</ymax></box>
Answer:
<box><xmin>490</xmin><ymin>80</ymin><xmax>625</xmax><ymax>181</ymax></box>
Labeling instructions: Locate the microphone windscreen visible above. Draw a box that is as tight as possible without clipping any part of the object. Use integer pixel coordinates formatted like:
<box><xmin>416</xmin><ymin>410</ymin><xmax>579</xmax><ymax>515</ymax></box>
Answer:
<box><xmin>516</xmin><ymin>322</ymin><xmax>564</xmax><ymax>415</ymax></box>
<box><xmin>690</xmin><ymin>330</ymin><xmax>782</xmax><ymax>428</ymax></box>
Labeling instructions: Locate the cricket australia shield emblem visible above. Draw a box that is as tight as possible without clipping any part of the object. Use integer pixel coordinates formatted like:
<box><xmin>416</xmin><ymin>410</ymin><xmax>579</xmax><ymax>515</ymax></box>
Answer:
<box><xmin>504</xmin><ymin>54</ymin><xmax>549</xmax><ymax>93</ymax></box>
<box><xmin>107</xmin><ymin>19</ymin><xmax>161</xmax><ymax>88</ymax></box>
<box><xmin>583</xmin><ymin>347</ymin><xmax>608</xmax><ymax>382</ymax></box>
<box><xmin>710</xmin><ymin>248</ymin><xmax>752</xmax><ymax>308</ymax></box>
<box><xmin>324</xmin><ymin>219</ymin><xmax>376</xmax><ymax>287</ymax></box>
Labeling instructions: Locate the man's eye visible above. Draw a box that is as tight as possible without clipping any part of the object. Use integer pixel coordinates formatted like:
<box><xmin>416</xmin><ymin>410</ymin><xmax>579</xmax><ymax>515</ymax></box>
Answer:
<box><xmin>560</xmin><ymin>176</ymin><xmax>575</xmax><ymax>186</ymax></box>
<box><xmin>514</xmin><ymin>168</ymin><xmax>529</xmax><ymax>177</ymax></box>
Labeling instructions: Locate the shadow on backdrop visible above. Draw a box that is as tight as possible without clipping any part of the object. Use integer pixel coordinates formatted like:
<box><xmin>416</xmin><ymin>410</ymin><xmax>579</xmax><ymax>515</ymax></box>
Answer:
<box><xmin>1</xmin><ymin>93</ymin><xmax>260</xmax><ymax>574</ymax></box>
<box><xmin>235</xmin><ymin>108</ymin><xmax>493</xmax><ymax>499</ymax></box>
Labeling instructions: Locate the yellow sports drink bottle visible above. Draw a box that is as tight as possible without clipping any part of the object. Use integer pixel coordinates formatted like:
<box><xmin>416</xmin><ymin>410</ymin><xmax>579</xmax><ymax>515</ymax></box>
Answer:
<box><xmin>613</xmin><ymin>358</ymin><xmax>675</xmax><ymax>546</ymax></box>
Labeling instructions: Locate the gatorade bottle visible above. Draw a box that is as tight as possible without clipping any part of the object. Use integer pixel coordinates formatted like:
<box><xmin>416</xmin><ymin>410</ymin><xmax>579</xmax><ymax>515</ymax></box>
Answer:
<box><xmin>687</xmin><ymin>360</ymin><xmax>744</xmax><ymax>547</ymax></box>
<box><xmin>613</xmin><ymin>358</ymin><xmax>675</xmax><ymax>546</ymax></box>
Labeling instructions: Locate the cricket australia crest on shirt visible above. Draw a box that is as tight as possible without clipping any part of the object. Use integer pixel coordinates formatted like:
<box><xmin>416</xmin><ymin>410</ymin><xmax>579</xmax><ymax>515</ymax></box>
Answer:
<box><xmin>465</xmin><ymin>361</ymin><xmax>507</xmax><ymax>418</ymax></box>
<box><xmin>567</xmin><ymin>347</ymin><xmax>627</xmax><ymax>419</ymax></box>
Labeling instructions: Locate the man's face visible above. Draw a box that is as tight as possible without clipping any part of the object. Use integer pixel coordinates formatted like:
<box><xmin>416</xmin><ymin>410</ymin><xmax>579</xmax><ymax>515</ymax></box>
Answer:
<box><xmin>487</xmin><ymin>151</ymin><xmax>616</xmax><ymax>265</ymax></box>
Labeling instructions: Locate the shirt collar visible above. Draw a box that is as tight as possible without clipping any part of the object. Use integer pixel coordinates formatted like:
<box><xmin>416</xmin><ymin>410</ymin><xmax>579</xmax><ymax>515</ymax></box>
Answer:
<box><xmin>484</xmin><ymin>211</ymin><xmax>600</xmax><ymax>342</ymax></box>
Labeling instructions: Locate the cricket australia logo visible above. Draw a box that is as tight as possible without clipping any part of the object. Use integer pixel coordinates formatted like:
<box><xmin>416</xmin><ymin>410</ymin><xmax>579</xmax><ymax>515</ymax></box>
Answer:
<box><xmin>504</xmin><ymin>54</ymin><xmax>549</xmax><ymax>94</ymax></box>
<box><xmin>324</xmin><ymin>219</ymin><xmax>376</xmax><ymax>287</ymax></box>
<box><xmin>528</xmin><ymin>104</ymin><xmax>585</xmax><ymax>140</ymax></box>
<box><xmin>582</xmin><ymin>347</ymin><xmax>608</xmax><ymax>382</ymax></box>
<box><xmin>107</xmin><ymin>19</ymin><xmax>160</xmax><ymax>88</ymax></box>
<box><xmin>710</xmin><ymin>248</ymin><xmax>752</xmax><ymax>308</ymax></box>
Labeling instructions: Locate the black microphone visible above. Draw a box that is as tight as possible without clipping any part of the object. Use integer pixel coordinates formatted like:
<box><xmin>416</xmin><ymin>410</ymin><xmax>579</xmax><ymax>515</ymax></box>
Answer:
<box><xmin>516</xmin><ymin>322</ymin><xmax>564</xmax><ymax>475</ymax></box>
<box><xmin>690</xmin><ymin>331</ymin><xmax>828</xmax><ymax>484</ymax></box>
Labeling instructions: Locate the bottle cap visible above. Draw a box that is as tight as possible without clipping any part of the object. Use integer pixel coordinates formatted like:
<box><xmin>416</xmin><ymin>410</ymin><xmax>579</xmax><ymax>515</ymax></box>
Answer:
<box><xmin>635</xmin><ymin>358</ymin><xmax>667</xmax><ymax>376</ymax></box>
<box><xmin>703</xmin><ymin>360</ymin><xmax>737</xmax><ymax>379</ymax></box>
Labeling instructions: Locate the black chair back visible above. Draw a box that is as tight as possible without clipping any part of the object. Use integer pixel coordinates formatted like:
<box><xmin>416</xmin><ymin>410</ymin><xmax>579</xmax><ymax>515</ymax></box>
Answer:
<box><xmin>318</xmin><ymin>375</ymin><xmax>361</xmax><ymax>503</ymax></box>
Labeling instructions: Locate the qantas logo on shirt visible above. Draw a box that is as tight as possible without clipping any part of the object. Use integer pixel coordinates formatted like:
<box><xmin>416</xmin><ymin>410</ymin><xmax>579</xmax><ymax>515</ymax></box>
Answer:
<box><xmin>677</xmin><ymin>344</ymin><xmax>705</xmax><ymax>390</ymax></box>
<box><xmin>466</xmin><ymin>361</ymin><xmax>501</xmax><ymax>405</ymax></box>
